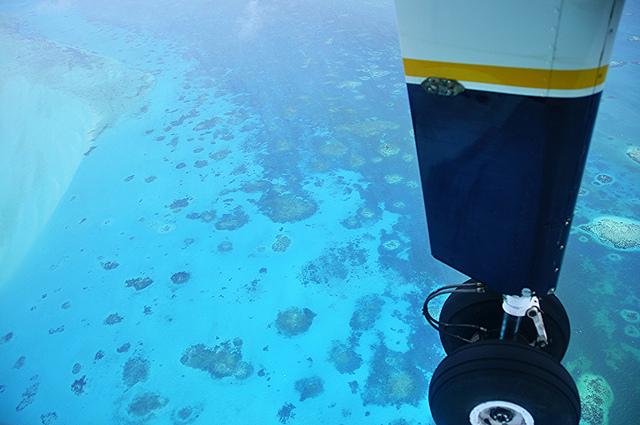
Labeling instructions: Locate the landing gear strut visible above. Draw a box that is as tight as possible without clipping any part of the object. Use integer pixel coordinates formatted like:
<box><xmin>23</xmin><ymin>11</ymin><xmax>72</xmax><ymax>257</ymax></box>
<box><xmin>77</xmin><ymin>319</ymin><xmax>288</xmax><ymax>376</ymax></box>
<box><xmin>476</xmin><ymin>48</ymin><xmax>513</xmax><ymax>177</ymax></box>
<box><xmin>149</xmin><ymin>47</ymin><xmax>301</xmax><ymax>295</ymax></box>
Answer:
<box><xmin>424</xmin><ymin>280</ymin><xmax>580</xmax><ymax>425</ymax></box>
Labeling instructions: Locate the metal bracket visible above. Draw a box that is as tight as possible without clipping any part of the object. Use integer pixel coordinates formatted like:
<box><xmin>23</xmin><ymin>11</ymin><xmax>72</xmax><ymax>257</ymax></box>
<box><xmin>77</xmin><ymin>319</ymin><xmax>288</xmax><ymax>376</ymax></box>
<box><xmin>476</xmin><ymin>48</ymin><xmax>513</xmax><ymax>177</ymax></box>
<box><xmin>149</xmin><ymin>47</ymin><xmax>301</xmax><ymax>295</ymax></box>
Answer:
<box><xmin>421</xmin><ymin>77</ymin><xmax>465</xmax><ymax>96</ymax></box>
<box><xmin>526</xmin><ymin>299</ymin><xmax>549</xmax><ymax>348</ymax></box>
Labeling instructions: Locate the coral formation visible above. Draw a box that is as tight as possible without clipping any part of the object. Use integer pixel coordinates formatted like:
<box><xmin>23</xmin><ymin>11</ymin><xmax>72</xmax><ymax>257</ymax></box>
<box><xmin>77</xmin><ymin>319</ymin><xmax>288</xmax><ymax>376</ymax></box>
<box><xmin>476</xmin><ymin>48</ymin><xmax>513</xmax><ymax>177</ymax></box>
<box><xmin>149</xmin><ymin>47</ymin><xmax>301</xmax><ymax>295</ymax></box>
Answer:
<box><xmin>294</xmin><ymin>376</ymin><xmax>324</xmax><ymax>401</ymax></box>
<box><xmin>277</xmin><ymin>403</ymin><xmax>296</xmax><ymax>424</ymax></box>
<box><xmin>627</xmin><ymin>146</ymin><xmax>640</xmax><ymax>165</ymax></box>
<box><xmin>217</xmin><ymin>241</ymin><xmax>233</xmax><ymax>252</ymax></box>
<box><xmin>125</xmin><ymin>277</ymin><xmax>153</xmax><ymax>291</ymax></box>
<box><xmin>171</xmin><ymin>405</ymin><xmax>203</xmax><ymax>424</ymax></box>
<box><xmin>340</xmin><ymin>217</ymin><xmax>362</xmax><ymax>229</ymax></box>
<box><xmin>621</xmin><ymin>309</ymin><xmax>640</xmax><ymax>323</ymax></box>
<box><xmin>1</xmin><ymin>332</ymin><xmax>13</xmax><ymax>344</ymax></box>
<box><xmin>16</xmin><ymin>383</ymin><xmax>39</xmax><ymax>412</ymax></box>
<box><xmin>215</xmin><ymin>206</ymin><xmax>249</xmax><ymax>230</ymax></box>
<box><xmin>188</xmin><ymin>210</ymin><xmax>217</xmax><ymax>223</ymax></box>
<box><xmin>171</xmin><ymin>271</ymin><xmax>191</xmax><ymax>284</ymax></box>
<box><xmin>193</xmin><ymin>117</ymin><xmax>223</xmax><ymax>131</ymax></box>
<box><xmin>350</xmin><ymin>295</ymin><xmax>385</xmax><ymax>331</ymax></box>
<box><xmin>101</xmin><ymin>261</ymin><xmax>119</xmax><ymax>270</ymax></box>
<box><xmin>127</xmin><ymin>392</ymin><xmax>169</xmax><ymax>418</ymax></box>
<box><xmin>594</xmin><ymin>308</ymin><xmax>616</xmax><ymax>339</ymax></box>
<box><xmin>362</xmin><ymin>342</ymin><xmax>427</xmax><ymax>407</ymax></box>
<box><xmin>200</xmin><ymin>210</ymin><xmax>216</xmax><ymax>223</ymax></box>
<box><xmin>272</xmin><ymin>235</ymin><xmax>292</xmax><ymax>252</ymax></box>
<box><xmin>166</xmin><ymin>197</ymin><xmax>192</xmax><ymax>213</ymax></box>
<box><xmin>40</xmin><ymin>412</ymin><xmax>58</xmax><ymax>425</ymax></box>
<box><xmin>13</xmin><ymin>356</ymin><xmax>25</xmax><ymax>369</ymax></box>
<box><xmin>273</xmin><ymin>139</ymin><xmax>295</xmax><ymax>152</ymax></box>
<box><xmin>335</xmin><ymin>119</ymin><xmax>399</xmax><ymax>137</ymax></box>
<box><xmin>624</xmin><ymin>325</ymin><xmax>640</xmax><ymax>338</ymax></box>
<box><xmin>275</xmin><ymin>307</ymin><xmax>316</xmax><ymax>337</ymax></box>
<box><xmin>157</xmin><ymin>224</ymin><xmax>176</xmax><ymax>234</ymax></box>
<box><xmin>349</xmin><ymin>154</ymin><xmax>366</xmax><ymax>167</ymax></box>
<box><xmin>318</xmin><ymin>142</ymin><xmax>348</xmax><ymax>157</ymax></box>
<box><xmin>298</xmin><ymin>242</ymin><xmax>367</xmax><ymax>286</ymax></box>
<box><xmin>576</xmin><ymin>373</ymin><xmax>613</xmax><ymax>425</ymax></box>
<box><xmin>328</xmin><ymin>342</ymin><xmax>363</xmax><ymax>374</ymax></box>
<box><xmin>71</xmin><ymin>375</ymin><xmax>87</xmax><ymax>395</ymax></box>
<box><xmin>104</xmin><ymin>313</ymin><xmax>123</xmax><ymax>325</ymax></box>
<box><xmin>180</xmin><ymin>340</ymin><xmax>253</xmax><ymax>380</ymax></box>
<box><xmin>580</xmin><ymin>217</ymin><xmax>640</xmax><ymax>250</ymax></box>
<box><xmin>595</xmin><ymin>174</ymin><xmax>614</xmax><ymax>184</ymax></box>
<box><xmin>209</xmin><ymin>149</ymin><xmax>231</xmax><ymax>160</ymax></box>
<box><xmin>357</xmin><ymin>203</ymin><xmax>382</xmax><ymax>221</ymax></box>
<box><xmin>117</xmin><ymin>343</ymin><xmax>131</xmax><ymax>353</ymax></box>
<box><xmin>382</xmin><ymin>240</ymin><xmax>401</xmax><ymax>251</ymax></box>
<box><xmin>258</xmin><ymin>192</ymin><xmax>318</xmax><ymax>223</ymax></box>
<box><xmin>384</xmin><ymin>174</ymin><xmax>403</xmax><ymax>184</ymax></box>
<box><xmin>378</xmin><ymin>143</ymin><xmax>400</xmax><ymax>157</ymax></box>
<box><xmin>386</xmin><ymin>371</ymin><xmax>417</xmax><ymax>402</ymax></box>
<box><xmin>123</xmin><ymin>356</ymin><xmax>150</xmax><ymax>387</ymax></box>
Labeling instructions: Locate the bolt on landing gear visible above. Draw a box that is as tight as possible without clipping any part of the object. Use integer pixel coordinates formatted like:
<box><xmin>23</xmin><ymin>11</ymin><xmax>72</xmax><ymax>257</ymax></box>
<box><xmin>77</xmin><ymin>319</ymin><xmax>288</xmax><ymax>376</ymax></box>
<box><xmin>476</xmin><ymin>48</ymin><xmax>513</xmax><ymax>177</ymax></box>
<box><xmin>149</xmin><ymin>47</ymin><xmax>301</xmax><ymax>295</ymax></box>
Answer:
<box><xmin>424</xmin><ymin>280</ymin><xmax>580</xmax><ymax>425</ymax></box>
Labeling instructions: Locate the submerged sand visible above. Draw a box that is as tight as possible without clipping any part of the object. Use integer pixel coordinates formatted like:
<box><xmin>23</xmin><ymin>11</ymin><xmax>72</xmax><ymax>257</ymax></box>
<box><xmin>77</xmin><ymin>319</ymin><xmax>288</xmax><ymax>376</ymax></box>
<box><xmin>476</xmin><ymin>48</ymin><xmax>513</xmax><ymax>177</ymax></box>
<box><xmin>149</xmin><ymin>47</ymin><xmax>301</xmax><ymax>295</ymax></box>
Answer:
<box><xmin>0</xmin><ymin>22</ymin><xmax>154</xmax><ymax>284</ymax></box>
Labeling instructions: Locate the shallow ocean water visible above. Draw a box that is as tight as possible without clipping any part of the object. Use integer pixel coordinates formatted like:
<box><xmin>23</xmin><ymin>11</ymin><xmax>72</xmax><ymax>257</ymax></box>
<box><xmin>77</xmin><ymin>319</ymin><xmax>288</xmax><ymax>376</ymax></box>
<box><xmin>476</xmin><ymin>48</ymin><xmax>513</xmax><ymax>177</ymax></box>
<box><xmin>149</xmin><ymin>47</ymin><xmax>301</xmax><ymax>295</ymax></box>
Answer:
<box><xmin>0</xmin><ymin>1</ymin><xmax>638</xmax><ymax>424</ymax></box>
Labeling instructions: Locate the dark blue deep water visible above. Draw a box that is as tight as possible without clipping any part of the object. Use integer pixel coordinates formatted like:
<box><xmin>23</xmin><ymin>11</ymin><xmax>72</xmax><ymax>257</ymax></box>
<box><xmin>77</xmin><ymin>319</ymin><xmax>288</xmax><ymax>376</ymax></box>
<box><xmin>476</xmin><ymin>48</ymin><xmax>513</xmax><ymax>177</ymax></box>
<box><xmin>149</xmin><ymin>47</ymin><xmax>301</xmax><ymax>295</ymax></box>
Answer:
<box><xmin>0</xmin><ymin>1</ymin><xmax>638</xmax><ymax>424</ymax></box>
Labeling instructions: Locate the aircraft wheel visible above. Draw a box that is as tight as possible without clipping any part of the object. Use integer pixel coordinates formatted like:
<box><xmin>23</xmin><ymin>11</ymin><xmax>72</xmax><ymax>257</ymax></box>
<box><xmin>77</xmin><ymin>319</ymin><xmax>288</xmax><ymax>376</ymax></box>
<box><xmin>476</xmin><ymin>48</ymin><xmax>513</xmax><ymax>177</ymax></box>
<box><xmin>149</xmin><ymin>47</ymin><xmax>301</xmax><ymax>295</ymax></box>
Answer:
<box><xmin>438</xmin><ymin>280</ymin><xmax>571</xmax><ymax>361</ymax></box>
<box><xmin>429</xmin><ymin>340</ymin><xmax>580</xmax><ymax>425</ymax></box>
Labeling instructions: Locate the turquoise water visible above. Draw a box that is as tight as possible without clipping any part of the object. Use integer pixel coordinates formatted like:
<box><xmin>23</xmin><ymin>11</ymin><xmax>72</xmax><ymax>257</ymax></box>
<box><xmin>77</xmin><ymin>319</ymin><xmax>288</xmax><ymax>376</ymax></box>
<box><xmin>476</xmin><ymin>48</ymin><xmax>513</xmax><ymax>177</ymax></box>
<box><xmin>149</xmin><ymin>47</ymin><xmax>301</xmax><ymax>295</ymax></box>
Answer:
<box><xmin>0</xmin><ymin>1</ymin><xmax>638</xmax><ymax>424</ymax></box>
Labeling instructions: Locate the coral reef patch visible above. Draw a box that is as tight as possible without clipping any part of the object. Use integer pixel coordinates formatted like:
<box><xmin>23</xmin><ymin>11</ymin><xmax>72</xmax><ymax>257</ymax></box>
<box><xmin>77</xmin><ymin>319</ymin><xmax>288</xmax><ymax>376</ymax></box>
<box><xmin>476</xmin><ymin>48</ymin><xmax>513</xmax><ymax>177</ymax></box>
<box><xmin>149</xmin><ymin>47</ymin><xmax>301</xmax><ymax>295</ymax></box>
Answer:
<box><xmin>180</xmin><ymin>339</ymin><xmax>253</xmax><ymax>380</ymax></box>
<box><xmin>577</xmin><ymin>373</ymin><xmax>613</xmax><ymax>425</ymax></box>
<box><xmin>71</xmin><ymin>375</ymin><xmax>87</xmax><ymax>395</ymax></box>
<box><xmin>362</xmin><ymin>341</ymin><xmax>427</xmax><ymax>407</ymax></box>
<box><xmin>125</xmin><ymin>277</ymin><xmax>153</xmax><ymax>291</ymax></box>
<box><xmin>624</xmin><ymin>325</ymin><xmax>639</xmax><ymax>338</ymax></box>
<box><xmin>258</xmin><ymin>192</ymin><xmax>318</xmax><ymax>223</ymax></box>
<box><xmin>127</xmin><ymin>392</ymin><xmax>169</xmax><ymax>419</ymax></box>
<box><xmin>298</xmin><ymin>243</ymin><xmax>367</xmax><ymax>286</ymax></box>
<box><xmin>217</xmin><ymin>241</ymin><xmax>233</xmax><ymax>252</ymax></box>
<box><xmin>123</xmin><ymin>356</ymin><xmax>150</xmax><ymax>388</ymax></box>
<box><xmin>580</xmin><ymin>217</ymin><xmax>640</xmax><ymax>250</ymax></box>
<box><xmin>215</xmin><ymin>206</ymin><xmax>249</xmax><ymax>230</ymax></box>
<box><xmin>170</xmin><ymin>404</ymin><xmax>203</xmax><ymax>424</ymax></box>
<box><xmin>335</xmin><ymin>119</ymin><xmax>399</xmax><ymax>137</ymax></box>
<box><xmin>294</xmin><ymin>376</ymin><xmax>324</xmax><ymax>401</ymax></box>
<box><xmin>40</xmin><ymin>412</ymin><xmax>58</xmax><ymax>424</ymax></box>
<box><xmin>277</xmin><ymin>403</ymin><xmax>296</xmax><ymax>424</ymax></box>
<box><xmin>16</xmin><ymin>382</ymin><xmax>39</xmax><ymax>412</ymax></box>
<box><xmin>272</xmin><ymin>235</ymin><xmax>292</xmax><ymax>252</ymax></box>
<box><xmin>328</xmin><ymin>341</ymin><xmax>363</xmax><ymax>374</ymax></box>
<box><xmin>350</xmin><ymin>295</ymin><xmax>385</xmax><ymax>331</ymax></box>
<box><xmin>171</xmin><ymin>271</ymin><xmax>191</xmax><ymax>284</ymax></box>
<box><xmin>1</xmin><ymin>332</ymin><xmax>13</xmax><ymax>344</ymax></box>
<box><xmin>621</xmin><ymin>309</ymin><xmax>639</xmax><ymax>323</ymax></box>
<box><xmin>166</xmin><ymin>197</ymin><xmax>192</xmax><ymax>213</ymax></box>
<box><xmin>627</xmin><ymin>146</ymin><xmax>640</xmax><ymax>165</ymax></box>
<box><xmin>104</xmin><ymin>313</ymin><xmax>123</xmax><ymax>325</ymax></box>
<box><xmin>275</xmin><ymin>307</ymin><xmax>316</xmax><ymax>337</ymax></box>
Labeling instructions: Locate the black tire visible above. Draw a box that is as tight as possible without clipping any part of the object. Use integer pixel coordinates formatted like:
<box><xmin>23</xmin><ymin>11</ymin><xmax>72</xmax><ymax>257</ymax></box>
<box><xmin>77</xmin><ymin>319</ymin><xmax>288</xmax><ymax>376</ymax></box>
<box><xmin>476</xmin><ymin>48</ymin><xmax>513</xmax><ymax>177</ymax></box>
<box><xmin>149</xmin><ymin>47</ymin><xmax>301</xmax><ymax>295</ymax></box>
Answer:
<box><xmin>429</xmin><ymin>340</ymin><xmax>580</xmax><ymax>425</ymax></box>
<box><xmin>438</xmin><ymin>281</ymin><xmax>571</xmax><ymax>361</ymax></box>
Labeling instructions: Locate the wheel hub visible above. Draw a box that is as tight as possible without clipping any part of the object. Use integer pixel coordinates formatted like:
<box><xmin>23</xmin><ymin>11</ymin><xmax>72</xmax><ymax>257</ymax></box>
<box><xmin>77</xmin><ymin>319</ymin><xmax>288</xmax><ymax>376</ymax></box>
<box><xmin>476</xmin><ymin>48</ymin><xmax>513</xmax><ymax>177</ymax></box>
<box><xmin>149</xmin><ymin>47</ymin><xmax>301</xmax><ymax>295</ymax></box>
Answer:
<box><xmin>469</xmin><ymin>400</ymin><xmax>534</xmax><ymax>425</ymax></box>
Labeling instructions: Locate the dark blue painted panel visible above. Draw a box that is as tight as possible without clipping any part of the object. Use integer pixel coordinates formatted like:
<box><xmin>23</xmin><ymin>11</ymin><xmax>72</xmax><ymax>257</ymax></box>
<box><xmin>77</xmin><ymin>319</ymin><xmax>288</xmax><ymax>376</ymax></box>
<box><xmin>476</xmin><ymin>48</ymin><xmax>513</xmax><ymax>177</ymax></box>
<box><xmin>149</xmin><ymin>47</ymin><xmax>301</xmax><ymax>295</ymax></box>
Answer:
<box><xmin>407</xmin><ymin>84</ymin><xmax>601</xmax><ymax>295</ymax></box>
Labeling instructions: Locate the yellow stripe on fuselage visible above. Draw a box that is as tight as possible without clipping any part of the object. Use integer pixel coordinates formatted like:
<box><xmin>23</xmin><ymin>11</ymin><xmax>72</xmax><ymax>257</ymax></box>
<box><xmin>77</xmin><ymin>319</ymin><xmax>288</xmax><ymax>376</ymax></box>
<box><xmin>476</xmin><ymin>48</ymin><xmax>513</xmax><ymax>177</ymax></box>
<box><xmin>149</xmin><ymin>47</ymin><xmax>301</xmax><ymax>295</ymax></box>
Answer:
<box><xmin>403</xmin><ymin>59</ymin><xmax>609</xmax><ymax>91</ymax></box>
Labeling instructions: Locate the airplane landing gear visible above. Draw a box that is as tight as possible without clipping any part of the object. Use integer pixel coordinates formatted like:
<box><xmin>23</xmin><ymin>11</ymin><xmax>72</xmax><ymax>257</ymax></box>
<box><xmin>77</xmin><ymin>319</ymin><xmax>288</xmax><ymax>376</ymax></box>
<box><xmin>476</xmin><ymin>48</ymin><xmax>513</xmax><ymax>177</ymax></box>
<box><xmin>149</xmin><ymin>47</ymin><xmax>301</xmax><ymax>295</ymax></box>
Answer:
<box><xmin>429</xmin><ymin>340</ymin><xmax>580</xmax><ymax>425</ymax></box>
<box><xmin>424</xmin><ymin>280</ymin><xmax>580</xmax><ymax>425</ymax></box>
